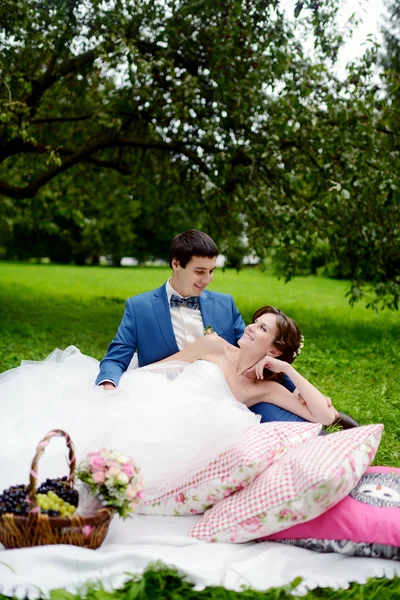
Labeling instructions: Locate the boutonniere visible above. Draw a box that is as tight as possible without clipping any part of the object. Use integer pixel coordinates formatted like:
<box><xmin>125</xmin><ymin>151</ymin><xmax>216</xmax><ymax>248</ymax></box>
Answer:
<box><xmin>204</xmin><ymin>325</ymin><xmax>218</xmax><ymax>336</ymax></box>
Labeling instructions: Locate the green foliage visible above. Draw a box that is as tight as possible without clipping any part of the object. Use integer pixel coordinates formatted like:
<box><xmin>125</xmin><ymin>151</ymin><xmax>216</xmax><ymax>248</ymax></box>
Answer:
<box><xmin>1</xmin><ymin>1</ymin><xmax>399</xmax><ymax>306</ymax></box>
<box><xmin>239</xmin><ymin>45</ymin><xmax>400</xmax><ymax>310</ymax></box>
<box><xmin>222</xmin><ymin>238</ymin><xmax>248</xmax><ymax>271</ymax></box>
<box><xmin>381</xmin><ymin>0</ymin><xmax>400</xmax><ymax>83</ymax></box>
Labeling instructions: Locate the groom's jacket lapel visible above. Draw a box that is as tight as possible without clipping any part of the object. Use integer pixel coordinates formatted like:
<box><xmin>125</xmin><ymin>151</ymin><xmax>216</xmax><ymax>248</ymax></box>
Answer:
<box><xmin>151</xmin><ymin>284</ymin><xmax>179</xmax><ymax>355</ymax></box>
<box><xmin>199</xmin><ymin>291</ymin><xmax>217</xmax><ymax>332</ymax></box>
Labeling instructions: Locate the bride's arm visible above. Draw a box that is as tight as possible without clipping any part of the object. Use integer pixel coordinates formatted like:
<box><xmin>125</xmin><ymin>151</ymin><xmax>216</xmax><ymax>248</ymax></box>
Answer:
<box><xmin>156</xmin><ymin>335</ymin><xmax>224</xmax><ymax>365</ymax></box>
<box><xmin>246</xmin><ymin>357</ymin><xmax>337</xmax><ymax>426</ymax></box>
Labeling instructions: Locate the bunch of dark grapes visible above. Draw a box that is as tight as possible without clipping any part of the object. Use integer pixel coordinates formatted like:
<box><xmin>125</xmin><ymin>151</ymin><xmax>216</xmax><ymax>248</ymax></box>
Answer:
<box><xmin>36</xmin><ymin>477</ymin><xmax>79</xmax><ymax>507</ymax></box>
<box><xmin>0</xmin><ymin>484</ymin><xmax>29</xmax><ymax>516</ymax></box>
<box><xmin>0</xmin><ymin>477</ymin><xmax>79</xmax><ymax>518</ymax></box>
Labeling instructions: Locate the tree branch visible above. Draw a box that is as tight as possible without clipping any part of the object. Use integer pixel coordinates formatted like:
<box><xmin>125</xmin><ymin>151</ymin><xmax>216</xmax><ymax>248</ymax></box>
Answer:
<box><xmin>53</xmin><ymin>49</ymin><xmax>99</xmax><ymax>80</ymax></box>
<box><xmin>115</xmin><ymin>137</ymin><xmax>210</xmax><ymax>173</ymax></box>
<box><xmin>32</xmin><ymin>115</ymin><xmax>94</xmax><ymax>124</ymax></box>
<box><xmin>134</xmin><ymin>39</ymin><xmax>205</xmax><ymax>78</ymax></box>
<box><xmin>0</xmin><ymin>139</ymin><xmax>131</xmax><ymax>175</ymax></box>
<box><xmin>28</xmin><ymin>48</ymin><xmax>99</xmax><ymax>109</ymax></box>
<box><xmin>0</xmin><ymin>135</ymin><xmax>210</xmax><ymax>199</ymax></box>
<box><xmin>83</xmin><ymin>156</ymin><xmax>131</xmax><ymax>175</ymax></box>
<box><xmin>375</xmin><ymin>126</ymin><xmax>398</xmax><ymax>136</ymax></box>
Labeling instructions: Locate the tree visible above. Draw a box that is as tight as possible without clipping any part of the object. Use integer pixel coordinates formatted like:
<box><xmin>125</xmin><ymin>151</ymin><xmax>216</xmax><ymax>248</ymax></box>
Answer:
<box><xmin>1</xmin><ymin>0</ymin><xmax>399</xmax><ymax>308</ymax></box>
<box><xmin>381</xmin><ymin>1</ymin><xmax>400</xmax><ymax>80</ymax></box>
<box><xmin>240</xmin><ymin>46</ymin><xmax>400</xmax><ymax>310</ymax></box>
<box><xmin>1</xmin><ymin>0</ymin><xmax>321</xmax><ymax>198</ymax></box>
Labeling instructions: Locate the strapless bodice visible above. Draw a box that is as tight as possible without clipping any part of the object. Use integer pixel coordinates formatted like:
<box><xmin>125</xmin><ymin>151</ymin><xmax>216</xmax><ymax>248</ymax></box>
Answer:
<box><xmin>173</xmin><ymin>360</ymin><xmax>236</xmax><ymax>401</ymax></box>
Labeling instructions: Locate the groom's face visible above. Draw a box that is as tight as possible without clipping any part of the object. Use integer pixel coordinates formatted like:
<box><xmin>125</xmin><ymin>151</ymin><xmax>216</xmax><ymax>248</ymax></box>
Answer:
<box><xmin>171</xmin><ymin>256</ymin><xmax>217</xmax><ymax>297</ymax></box>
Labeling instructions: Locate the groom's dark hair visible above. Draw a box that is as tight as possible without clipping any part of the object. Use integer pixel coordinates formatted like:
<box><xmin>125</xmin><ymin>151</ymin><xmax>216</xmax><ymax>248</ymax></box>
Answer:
<box><xmin>169</xmin><ymin>230</ymin><xmax>219</xmax><ymax>268</ymax></box>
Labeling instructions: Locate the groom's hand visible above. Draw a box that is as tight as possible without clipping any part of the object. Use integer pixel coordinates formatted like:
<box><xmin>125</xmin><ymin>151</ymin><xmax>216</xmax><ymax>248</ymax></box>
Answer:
<box><xmin>102</xmin><ymin>382</ymin><xmax>116</xmax><ymax>391</ymax></box>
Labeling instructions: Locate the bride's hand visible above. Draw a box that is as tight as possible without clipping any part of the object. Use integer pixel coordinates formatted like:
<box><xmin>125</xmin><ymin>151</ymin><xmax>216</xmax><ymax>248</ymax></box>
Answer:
<box><xmin>325</xmin><ymin>396</ymin><xmax>339</xmax><ymax>419</ymax></box>
<box><xmin>298</xmin><ymin>393</ymin><xmax>339</xmax><ymax>419</ymax></box>
<box><xmin>248</xmin><ymin>355</ymin><xmax>288</xmax><ymax>380</ymax></box>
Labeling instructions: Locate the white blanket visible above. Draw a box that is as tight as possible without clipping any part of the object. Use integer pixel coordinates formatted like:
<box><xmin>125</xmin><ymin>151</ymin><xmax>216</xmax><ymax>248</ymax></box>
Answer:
<box><xmin>1</xmin><ymin>514</ymin><xmax>400</xmax><ymax>599</ymax></box>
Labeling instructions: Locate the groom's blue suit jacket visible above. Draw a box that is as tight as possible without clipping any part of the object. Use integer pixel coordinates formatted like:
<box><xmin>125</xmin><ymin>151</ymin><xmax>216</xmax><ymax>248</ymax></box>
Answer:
<box><xmin>95</xmin><ymin>284</ymin><xmax>246</xmax><ymax>386</ymax></box>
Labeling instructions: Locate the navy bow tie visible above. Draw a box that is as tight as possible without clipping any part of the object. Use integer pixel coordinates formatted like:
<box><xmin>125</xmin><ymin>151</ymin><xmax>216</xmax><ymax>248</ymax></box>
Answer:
<box><xmin>170</xmin><ymin>294</ymin><xmax>200</xmax><ymax>309</ymax></box>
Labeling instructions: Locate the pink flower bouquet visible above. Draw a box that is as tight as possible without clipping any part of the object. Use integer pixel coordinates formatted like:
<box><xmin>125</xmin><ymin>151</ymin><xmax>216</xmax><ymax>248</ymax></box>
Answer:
<box><xmin>76</xmin><ymin>449</ymin><xmax>144</xmax><ymax>519</ymax></box>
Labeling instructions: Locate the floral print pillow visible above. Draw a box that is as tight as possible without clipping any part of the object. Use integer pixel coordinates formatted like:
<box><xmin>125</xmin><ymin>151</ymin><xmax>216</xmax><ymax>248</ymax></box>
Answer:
<box><xmin>189</xmin><ymin>424</ymin><xmax>383</xmax><ymax>542</ymax></box>
<box><xmin>139</xmin><ymin>422</ymin><xmax>322</xmax><ymax>515</ymax></box>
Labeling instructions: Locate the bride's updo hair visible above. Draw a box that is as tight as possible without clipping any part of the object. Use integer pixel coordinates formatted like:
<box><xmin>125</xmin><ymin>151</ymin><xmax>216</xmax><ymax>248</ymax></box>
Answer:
<box><xmin>252</xmin><ymin>305</ymin><xmax>302</xmax><ymax>380</ymax></box>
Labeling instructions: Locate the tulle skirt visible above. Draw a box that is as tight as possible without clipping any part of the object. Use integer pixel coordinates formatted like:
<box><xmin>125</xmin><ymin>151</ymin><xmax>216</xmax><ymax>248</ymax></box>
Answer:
<box><xmin>0</xmin><ymin>347</ymin><xmax>259</xmax><ymax>500</ymax></box>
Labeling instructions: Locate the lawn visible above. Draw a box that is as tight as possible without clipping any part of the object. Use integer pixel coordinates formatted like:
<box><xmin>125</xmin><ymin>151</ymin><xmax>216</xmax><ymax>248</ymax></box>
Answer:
<box><xmin>0</xmin><ymin>262</ymin><xmax>399</xmax><ymax>599</ymax></box>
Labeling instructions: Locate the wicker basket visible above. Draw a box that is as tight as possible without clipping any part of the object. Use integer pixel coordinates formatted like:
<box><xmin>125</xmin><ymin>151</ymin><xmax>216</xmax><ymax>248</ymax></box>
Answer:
<box><xmin>0</xmin><ymin>429</ymin><xmax>114</xmax><ymax>549</ymax></box>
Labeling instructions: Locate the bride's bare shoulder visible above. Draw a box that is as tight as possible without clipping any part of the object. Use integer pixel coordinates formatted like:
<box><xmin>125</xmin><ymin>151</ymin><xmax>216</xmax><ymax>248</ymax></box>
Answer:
<box><xmin>189</xmin><ymin>335</ymin><xmax>234</xmax><ymax>362</ymax></box>
<box><xmin>197</xmin><ymin>334</ymin><xmax>227</xmax><ymax>351</ymax></box>
<box><xmin>160</xmin><ymin>335</ymin><xmax>227</xmax><ymax>364</ymax></box>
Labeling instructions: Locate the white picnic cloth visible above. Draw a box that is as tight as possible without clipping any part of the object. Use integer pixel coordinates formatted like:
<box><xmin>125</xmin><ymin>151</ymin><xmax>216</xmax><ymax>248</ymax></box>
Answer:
<box><xmin>1</xmin><ymin>514</ymin><xmax>400</xmax><ymax>598</ymax></box>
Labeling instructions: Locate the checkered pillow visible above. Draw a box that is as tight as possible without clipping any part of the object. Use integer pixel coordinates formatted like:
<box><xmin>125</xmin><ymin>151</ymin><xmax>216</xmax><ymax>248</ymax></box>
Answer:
<box><xmin>189</xmin><ymin>424</ymin><xmax>383</xmax><ymax>542</ymax></box>
<box><xmin>139</xmin><ymin>422</ymin><xmax>322</xmax><ymax>515</ymax></box>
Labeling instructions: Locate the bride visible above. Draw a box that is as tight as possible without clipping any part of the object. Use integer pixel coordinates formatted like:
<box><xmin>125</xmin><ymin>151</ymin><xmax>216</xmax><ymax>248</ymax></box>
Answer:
<box><xmin>0</xmin><ymin>305</ymin><xmax>336</xmax><ymax>500</ymax></box>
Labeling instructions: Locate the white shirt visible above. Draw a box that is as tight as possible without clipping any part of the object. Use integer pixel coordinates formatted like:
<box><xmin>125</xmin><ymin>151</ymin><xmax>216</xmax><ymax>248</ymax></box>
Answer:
<box><xmin>166</xmin><ymin>279</ymin><xmax>204</xmax><ymax>350</ymax></box>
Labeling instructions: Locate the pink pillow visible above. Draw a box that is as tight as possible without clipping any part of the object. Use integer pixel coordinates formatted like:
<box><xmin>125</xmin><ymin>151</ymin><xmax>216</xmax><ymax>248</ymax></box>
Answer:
<box><xmin>139</xmin><ymin>422</ymin><xmax>321</xmax><ymax>515</ymax></box>
<box><xmin>259</xmin><ymin>466</ymin><xmax>400</xmax><ymax>560</ymax></box>
<box><xmin>190</xmin><ymin>424</ymin><xmax>383</xmax><ymax>542</ymax></box>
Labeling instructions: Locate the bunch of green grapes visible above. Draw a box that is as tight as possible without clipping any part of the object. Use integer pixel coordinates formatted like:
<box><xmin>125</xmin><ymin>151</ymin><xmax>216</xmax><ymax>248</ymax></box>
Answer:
<box><xmin>36</xmin><ymin>491</ymin><xmax>77</xmax><ymax>517</ymax></box>
<box><xmin>37</xmin><ymin>477</ymin><xmax>79</xmax><ymax>506</ymax></box>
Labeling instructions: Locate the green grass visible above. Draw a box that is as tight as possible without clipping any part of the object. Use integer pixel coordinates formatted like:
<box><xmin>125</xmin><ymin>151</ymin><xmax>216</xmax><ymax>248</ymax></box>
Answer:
<box><xmin>7</xmin><ymin>563</ymin><xmax>396</xmax><ymax>600</ymax></box>
<box><xmin>1</xmin><ymin>262</ymin><xmax>400</xmax><ymax>599</ymax></box>
<box><xmin>0</xmin><ymin>563</ymin><xmax>399</xmax><ymax>600</ymax></box>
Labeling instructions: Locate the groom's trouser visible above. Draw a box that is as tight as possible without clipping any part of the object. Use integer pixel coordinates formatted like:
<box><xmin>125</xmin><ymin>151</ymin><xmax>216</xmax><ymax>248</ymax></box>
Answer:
<box><xmin>249</xmin><ymin>403</ymin><xmax>307</xmax><ymax>423</ymax></box>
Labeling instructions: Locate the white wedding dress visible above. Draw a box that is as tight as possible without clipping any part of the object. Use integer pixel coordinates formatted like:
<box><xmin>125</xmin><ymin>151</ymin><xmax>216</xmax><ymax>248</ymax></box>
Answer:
<box><xmin>0</xmin><ymin>347</ymin><xmax>259</xmax><ymax>500</ymax></box>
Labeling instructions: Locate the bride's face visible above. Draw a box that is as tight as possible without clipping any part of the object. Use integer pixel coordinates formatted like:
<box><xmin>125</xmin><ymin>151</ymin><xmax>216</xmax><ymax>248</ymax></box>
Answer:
<box><xmin>239</xmin><ymin>313</ymin><xmax>281</xmax><ymax>358</ymax></box>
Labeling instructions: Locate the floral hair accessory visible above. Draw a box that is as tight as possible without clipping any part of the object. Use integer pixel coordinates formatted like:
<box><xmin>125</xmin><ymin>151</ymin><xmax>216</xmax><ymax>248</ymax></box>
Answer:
<box><xmin>76</xmin><ymin>449</ymin><xmax>144</xmax><ymax>519</ymax></box>
<box><xmin>293</xmin><ymin>334</ymin><xmax>305</xmax><ymax>358</ymax></box>
<box><xmin>204</xmin><ymin>325</ymin><xmax>218</xmax><ymax>336</ymax></box>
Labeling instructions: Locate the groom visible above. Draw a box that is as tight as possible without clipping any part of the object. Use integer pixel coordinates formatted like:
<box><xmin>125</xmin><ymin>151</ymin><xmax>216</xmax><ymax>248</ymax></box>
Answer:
<box><xmin>96</xmin><ymin>229</ymin><xmax>357</xmax><ymax>427</ymax></box>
